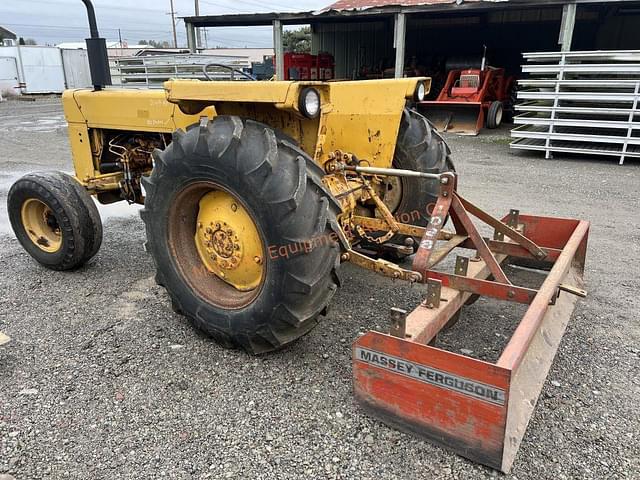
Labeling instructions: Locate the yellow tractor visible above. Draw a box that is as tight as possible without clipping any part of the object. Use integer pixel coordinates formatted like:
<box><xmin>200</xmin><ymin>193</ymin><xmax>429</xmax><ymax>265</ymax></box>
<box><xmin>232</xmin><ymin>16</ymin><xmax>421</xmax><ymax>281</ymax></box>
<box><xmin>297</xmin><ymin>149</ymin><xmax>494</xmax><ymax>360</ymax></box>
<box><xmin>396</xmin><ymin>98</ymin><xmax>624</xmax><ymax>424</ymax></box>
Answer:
<box><xmin>7</xmin><ymin>2</ymin><xmax>589</xmax><ymax>471</ymax></box>
<box><xmin>9</xmin><ymin>77</ymin><xmax>448</xmax><ymax>351</ymax></box>
<box><xmin>8</xmin><ymin>2</ymin><xmax>451</xmax><ymax>354</ymax></box>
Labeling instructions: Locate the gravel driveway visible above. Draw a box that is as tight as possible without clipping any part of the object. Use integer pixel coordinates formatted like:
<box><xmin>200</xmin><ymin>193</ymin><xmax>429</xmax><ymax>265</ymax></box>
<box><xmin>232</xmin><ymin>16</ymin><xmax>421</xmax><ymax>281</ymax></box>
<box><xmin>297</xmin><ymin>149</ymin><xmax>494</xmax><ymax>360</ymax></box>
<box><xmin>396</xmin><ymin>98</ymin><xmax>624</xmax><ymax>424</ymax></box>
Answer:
<box><xmin>0</xmin><ymin>98</ymin><xmax>638</xmax><ymax>479</ymax></box>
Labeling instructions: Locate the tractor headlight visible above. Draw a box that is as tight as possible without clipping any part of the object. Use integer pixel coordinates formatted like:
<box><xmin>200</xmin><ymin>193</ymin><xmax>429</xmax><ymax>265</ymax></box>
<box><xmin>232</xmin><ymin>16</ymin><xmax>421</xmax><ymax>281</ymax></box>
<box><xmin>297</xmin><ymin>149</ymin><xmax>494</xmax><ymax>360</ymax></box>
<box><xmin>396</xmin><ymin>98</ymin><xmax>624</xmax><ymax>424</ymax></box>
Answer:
<box><xmin>415</xmin><ymin>81</ymin><xmax>426</xmax><ymax>102</ymax></box>
<box><xmin>299</xmin><ymin>88</ymin><xmax>321</xmax><ymax>118</ymax></box>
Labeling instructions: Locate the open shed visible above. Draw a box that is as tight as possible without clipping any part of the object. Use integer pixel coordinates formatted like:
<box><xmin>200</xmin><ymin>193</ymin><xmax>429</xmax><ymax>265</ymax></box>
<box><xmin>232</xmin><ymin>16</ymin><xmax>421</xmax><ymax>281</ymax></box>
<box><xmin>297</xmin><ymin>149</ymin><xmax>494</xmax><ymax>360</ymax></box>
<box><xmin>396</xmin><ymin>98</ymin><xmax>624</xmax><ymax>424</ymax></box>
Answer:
<box><xmin>184</xmin><ymin>0</ymin><xmax>640</xmax><ymax>82</ymax></box>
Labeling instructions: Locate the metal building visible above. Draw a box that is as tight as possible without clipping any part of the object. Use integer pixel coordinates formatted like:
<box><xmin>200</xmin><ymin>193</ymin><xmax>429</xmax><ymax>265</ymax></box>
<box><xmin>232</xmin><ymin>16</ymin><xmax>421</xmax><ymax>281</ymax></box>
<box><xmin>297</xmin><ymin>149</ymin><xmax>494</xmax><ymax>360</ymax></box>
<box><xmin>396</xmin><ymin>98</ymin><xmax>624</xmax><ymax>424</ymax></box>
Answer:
<box><xmin>0</xmin><ymin>26</ymin><xmax>18</xmax><ymax>44</ymax></box>
<box><xmin>183</xmin><ymin>1</ymin><xmax>640</xmax><ymax>81</ymax></box>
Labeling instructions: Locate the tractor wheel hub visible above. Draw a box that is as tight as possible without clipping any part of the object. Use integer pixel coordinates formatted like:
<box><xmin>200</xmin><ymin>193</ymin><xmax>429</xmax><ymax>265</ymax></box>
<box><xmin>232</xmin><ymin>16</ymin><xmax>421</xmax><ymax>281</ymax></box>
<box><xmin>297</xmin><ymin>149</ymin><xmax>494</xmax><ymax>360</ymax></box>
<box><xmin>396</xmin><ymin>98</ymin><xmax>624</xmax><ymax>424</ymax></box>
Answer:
<box><xmin>205</xmin><ymin>221</ymin><xmax>242</xmax><ymax>269</ymax></box>
<box><xmin>382</xmin><ymin>176</ymin><xmax>402</xmax><ymax>214</ymax></box>
<box><xmin>194</xmin><ymin>190</ymin><xmax>264</xmax><ymax>291</ymax></box>
<box><xmin>20</xmin><ymin>198</ymin><xmax>62</xmax><ymax>253</ymax></box>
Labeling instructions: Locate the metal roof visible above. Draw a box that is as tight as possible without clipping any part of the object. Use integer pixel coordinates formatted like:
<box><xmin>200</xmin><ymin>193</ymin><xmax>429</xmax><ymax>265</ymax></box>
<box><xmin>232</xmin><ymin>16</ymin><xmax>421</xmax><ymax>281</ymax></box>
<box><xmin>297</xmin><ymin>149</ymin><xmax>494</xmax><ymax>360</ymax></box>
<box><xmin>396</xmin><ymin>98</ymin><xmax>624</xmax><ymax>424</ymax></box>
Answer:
<box><xmin>324</xmin><ymin>0</ymin><xmax>495</xmax><ymax>12</ymax></box>
<box><xmin>322</xmin><ymin>0</ymin><xmax>635</xmax><ymax>12</ymax></box>
<box><xmin>0</xmin><ymin>26</ymin><xmax>17</xmax><ymax>40</ymax></box>
<box><xmin>182</xmin><ymin>2</ymin><xmax>506</xmax><ymax>28</ymax></box>
<box><xmin>183</xmin><ymin>0</ymin><xmax>635</xmax><ymax>28</ymax></box>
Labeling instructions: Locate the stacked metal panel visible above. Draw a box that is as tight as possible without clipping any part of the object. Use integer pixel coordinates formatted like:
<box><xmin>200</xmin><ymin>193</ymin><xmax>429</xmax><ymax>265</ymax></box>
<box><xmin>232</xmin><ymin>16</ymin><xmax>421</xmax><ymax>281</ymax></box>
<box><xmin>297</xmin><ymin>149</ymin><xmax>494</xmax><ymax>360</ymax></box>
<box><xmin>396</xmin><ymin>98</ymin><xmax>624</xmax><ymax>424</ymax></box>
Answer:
<box><xmin>510</xmin><ymin>50</ymin><xmax>640</xmax><ymax>165</ymax></box>
<box><xmin>114</xmin><ymin>54</ymin><xmax>250</xmax><ymax>88</ymax></box>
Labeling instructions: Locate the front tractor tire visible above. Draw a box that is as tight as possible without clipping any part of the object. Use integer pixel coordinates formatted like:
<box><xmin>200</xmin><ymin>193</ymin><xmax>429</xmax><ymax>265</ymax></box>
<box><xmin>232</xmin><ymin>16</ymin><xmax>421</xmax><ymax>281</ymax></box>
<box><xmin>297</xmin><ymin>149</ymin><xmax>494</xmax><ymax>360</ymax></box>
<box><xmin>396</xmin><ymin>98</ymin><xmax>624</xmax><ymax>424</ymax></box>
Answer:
<box><xmin>8</xmin><ymin>172</ymin><xmax>103</xmax><ymax>271</ymax></box>
<box><xmin>486</xmin><ymin>101</ymin><xmax>504</xmax><ymax>129</ymax></box>
<box><xmin>141</xmin><ymin>117</ymin><xmax>342</xmax><ymax>354</ymax></box>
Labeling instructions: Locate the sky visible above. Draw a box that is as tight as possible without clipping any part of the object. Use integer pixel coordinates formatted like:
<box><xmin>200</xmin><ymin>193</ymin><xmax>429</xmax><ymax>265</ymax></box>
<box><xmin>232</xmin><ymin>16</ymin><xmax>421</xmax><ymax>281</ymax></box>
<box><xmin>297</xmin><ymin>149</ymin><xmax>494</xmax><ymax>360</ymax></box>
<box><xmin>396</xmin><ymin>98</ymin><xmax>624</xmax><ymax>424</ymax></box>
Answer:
<box><xmin>1</xmin><ymin>0</ymin><xmax>328</xmax><ymax>48</ymax></box>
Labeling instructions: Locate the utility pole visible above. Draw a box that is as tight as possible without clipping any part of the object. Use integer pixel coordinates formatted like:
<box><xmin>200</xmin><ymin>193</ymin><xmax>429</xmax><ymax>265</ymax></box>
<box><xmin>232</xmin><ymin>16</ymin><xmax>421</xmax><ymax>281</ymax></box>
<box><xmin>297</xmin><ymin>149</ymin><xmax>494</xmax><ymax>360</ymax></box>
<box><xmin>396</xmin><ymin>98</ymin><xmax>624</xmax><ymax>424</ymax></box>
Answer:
<box><xmin>169</xmin><ymin>0</ymin><xmax>178</xmax><ymax>48</ymax></box>
<box><xmin>194</xmin><ymin>0</ymin><xmax>203</xmax><ymax>50</ymax></box>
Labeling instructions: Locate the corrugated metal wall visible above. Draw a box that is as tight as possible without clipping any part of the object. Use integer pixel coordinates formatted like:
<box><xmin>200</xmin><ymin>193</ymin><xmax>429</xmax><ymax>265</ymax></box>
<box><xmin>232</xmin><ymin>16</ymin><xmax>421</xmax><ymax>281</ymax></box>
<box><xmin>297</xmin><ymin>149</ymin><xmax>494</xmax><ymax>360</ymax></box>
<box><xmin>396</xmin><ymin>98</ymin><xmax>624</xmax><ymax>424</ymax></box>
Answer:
<box><xmin>405</xmin><ymin>9</ymin><xmax>569</xmax><ymax>75</ymax></box>
<box><xmin>312</xmin><ymin>21</ymin><xmax>393</xmax><ymax>79</ymax></box>
<box><xmin>310</xmin><ymin>4</ymin><xmax>640</xmax><ymax>81</ymax></box>
<box><xmin>592</xmin><ymin>8</ymin><xmax>640</xmax><ymax>49</ymax></box>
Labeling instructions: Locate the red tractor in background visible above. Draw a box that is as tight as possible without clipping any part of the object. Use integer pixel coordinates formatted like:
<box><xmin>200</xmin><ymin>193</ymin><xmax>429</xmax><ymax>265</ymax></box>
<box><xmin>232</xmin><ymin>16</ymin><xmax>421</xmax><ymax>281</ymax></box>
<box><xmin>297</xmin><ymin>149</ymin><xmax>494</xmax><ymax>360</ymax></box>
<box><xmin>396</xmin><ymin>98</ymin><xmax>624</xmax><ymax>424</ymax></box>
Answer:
<box><xmin>419</xmin><ymin>49</ymin><xmax>515</xmax><ymax>135</ymax></box>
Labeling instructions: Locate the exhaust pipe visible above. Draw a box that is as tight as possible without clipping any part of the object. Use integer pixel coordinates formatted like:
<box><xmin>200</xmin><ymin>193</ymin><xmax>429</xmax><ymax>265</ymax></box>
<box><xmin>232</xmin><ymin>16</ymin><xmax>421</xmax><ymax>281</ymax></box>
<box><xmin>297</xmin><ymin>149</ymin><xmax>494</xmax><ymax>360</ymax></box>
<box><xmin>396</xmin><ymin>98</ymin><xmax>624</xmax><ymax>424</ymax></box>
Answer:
<box><xmin>480</xmin><ymin>44</ymin><xmax>487</xmax><ymax>71</ymax></box>
<box><xmin>81</xmin><ymin>0</ymin><xmax>111</xmax><ymax>90</ymax></box>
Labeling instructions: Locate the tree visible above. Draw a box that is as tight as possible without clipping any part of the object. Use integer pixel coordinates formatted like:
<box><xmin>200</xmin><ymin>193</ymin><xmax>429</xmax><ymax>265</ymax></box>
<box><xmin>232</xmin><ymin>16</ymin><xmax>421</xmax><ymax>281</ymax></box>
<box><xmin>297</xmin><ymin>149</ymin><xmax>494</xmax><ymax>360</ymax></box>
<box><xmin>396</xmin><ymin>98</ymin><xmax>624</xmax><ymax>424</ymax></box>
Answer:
<box><xmin>282</xmin><ymin>27</ymin><xmax>310</xmax><ymax>53</ymax></box>
<box><xmin>138</xmin><ymin>39</ymin><xmax>171</xmax><ymax>48</ymax></box>
<box><xmin>18</xmin><ymin>38</ymin><xmax>37</xmax><ymax>45</ymax></box>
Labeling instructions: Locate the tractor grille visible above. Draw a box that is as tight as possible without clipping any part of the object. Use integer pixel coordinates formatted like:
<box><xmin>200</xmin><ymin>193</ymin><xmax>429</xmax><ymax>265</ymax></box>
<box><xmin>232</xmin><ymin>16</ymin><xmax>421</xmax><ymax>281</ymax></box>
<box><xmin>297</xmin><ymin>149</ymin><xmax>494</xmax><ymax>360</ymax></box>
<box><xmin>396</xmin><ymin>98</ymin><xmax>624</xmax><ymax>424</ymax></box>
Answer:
<box><xmin>459</xmin><ymin>74</ymin><xmax>480</xmax><ymax>89</ymax></box>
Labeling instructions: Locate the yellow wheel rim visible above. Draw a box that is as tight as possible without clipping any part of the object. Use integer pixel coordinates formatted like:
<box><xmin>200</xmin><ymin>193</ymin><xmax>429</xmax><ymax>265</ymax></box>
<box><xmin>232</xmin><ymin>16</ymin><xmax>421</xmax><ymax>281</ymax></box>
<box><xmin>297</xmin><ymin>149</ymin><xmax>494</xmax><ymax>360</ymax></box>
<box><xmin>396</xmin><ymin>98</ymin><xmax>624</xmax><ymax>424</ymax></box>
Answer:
<box><xmin>194</xmin><ymin>190</ymin><xmax>264</xmax><ymax>292</ymax></box>
<box><xmin>20</xmin><ymin>198</ymin><xmax>62</xmax><ymax>253</ymax></box>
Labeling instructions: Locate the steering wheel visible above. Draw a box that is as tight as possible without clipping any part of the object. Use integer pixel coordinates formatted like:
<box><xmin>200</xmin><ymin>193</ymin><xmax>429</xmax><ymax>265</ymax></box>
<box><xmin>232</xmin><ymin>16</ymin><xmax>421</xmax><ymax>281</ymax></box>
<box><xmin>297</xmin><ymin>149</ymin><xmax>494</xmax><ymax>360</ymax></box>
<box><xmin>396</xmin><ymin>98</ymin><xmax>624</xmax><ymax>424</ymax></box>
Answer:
<box><xmin>202</xmin><ymin>63</ymin><xmax>257</xmax><ymax>81</ymax></box>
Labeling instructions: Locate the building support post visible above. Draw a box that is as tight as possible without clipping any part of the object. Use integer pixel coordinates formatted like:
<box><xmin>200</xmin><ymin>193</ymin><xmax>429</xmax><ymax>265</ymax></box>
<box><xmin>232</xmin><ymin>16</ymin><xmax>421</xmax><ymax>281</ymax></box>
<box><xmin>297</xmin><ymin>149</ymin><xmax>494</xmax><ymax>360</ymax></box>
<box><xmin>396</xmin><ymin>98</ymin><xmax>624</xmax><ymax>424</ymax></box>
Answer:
<box><xmin>273</xmin><ymin>19</ymin><xmax>285</xmax><ymax>80</ymax></box>
<box><xmin>186</xmin><ymin>22</ymin><xmax>197</xmax><ymax>53</ymax></box>
<box><xmin>194</xmin><ymin>0</ymin><xmax>203</xmax><ymax>50</ymax></box>
<box><xmin>394</xmin><ymin>13</ymin><xmax>406</xmax><ymax>78</ymax></box>
<box><xmin>558</xmin><ymin>3</ymin><xmax>576</xmax><ymax>52</ymax></box>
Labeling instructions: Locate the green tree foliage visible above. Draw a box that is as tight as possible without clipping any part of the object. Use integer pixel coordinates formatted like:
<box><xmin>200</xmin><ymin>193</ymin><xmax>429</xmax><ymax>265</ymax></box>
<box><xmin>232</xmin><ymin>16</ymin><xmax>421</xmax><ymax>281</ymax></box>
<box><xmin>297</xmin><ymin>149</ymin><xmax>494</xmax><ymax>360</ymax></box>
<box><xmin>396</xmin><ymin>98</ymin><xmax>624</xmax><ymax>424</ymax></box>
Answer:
<box><xmin>138</xmin><ymin>39</ymin><xmax>171</xmax><ymax>48</ymax></box>
<box><xmin>282</xmin><ymin>27</ymin><xmax>311</xmax><ymax>53</ymax></box>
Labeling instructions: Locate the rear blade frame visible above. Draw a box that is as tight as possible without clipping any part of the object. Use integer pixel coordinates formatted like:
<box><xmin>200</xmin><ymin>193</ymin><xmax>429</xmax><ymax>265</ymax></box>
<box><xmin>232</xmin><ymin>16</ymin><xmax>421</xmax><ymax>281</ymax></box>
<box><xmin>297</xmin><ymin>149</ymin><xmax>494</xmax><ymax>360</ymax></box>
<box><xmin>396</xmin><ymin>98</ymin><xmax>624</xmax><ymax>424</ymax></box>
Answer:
<box><xmin>352</xmin><ymin>179</ymin><xmax>589</xmax><ymax>472</ymax></box>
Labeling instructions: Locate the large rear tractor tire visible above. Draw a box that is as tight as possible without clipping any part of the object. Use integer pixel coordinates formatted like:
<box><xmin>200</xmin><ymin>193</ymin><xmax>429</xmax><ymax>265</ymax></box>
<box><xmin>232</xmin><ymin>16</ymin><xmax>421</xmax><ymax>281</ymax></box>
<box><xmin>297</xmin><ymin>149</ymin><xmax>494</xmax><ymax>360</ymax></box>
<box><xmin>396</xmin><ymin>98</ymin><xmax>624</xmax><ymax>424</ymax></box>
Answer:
<box><xmin>378</xmin><ymin>108</ymin><xmax>454</xmax><ymax>256</ymax></box>
<box><xmin>141</xmin><ymin>117</ymin><xmax>342</xmax><ymax>354</ymax></box>
<box><xmin>7</xmin><ymin>172</ymin><xmax>103</xmax><ymax>270</ymax></box>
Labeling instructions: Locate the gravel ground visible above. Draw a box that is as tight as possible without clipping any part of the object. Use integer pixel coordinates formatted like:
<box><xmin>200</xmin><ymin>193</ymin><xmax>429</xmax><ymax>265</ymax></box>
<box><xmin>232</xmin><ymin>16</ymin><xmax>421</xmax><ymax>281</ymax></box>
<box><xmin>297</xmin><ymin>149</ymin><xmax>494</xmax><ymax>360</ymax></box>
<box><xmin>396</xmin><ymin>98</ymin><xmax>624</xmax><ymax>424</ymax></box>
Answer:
<box><xmin>0</xmin><ymin>97</ymin><xmax>638</xmax><ymax>479</ymax></box>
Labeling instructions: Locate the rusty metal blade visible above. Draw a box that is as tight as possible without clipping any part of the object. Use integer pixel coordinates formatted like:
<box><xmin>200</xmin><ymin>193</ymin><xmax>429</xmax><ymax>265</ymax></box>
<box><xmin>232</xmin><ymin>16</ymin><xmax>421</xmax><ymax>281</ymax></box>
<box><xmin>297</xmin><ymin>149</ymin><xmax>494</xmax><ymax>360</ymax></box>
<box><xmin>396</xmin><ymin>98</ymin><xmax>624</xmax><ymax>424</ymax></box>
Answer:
<box><xmin>353</xmin><ymin>214</ymin><xmax>589</xmax><ymax>473</ymax></box>
<box><xmin>418</xmin><ymin>101</ymin><xmax>483</xmax><ymax>135</ymax></box>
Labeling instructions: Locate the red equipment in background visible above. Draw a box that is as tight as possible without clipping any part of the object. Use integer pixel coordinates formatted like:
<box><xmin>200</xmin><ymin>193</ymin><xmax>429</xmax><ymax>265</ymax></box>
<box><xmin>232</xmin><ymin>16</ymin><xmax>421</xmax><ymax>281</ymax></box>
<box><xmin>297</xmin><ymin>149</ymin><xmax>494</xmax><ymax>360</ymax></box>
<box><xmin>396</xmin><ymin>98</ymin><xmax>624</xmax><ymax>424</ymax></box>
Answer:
<box><xmin>278</xmin><ymin>52</ymin><xmax>335</xmax><ymax>80</ymax></box>
<box><xmin>317</xmin><ymin>53</ymin><xmax>334</xmax><ymax>80</ymax></box>
<box><xmin>419</xmin><ymin>48</ymin><xmax>515</xmax><ymax>135</ymax></box>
